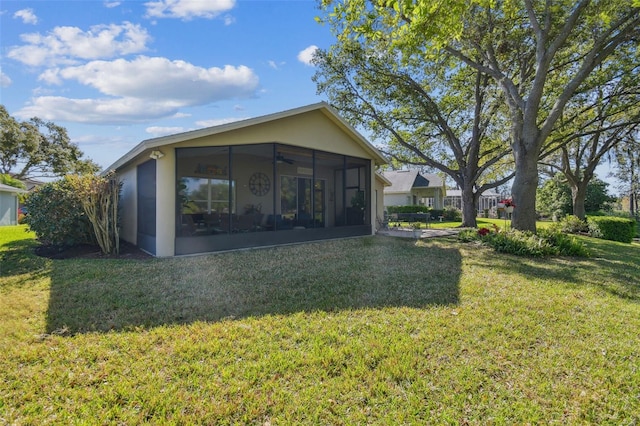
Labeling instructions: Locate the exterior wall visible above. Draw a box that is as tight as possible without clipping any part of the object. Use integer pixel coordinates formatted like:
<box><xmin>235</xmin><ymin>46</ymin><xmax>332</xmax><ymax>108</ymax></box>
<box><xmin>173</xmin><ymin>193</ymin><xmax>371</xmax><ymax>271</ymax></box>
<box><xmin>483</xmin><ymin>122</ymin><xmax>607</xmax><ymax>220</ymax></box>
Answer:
<box><xmin>114</xmin><ymin>107</ymin><xmax>385</xmax><ymax>256</ymax></box>
<box><xmin>118</xmin><ymin>165</ymin><xmax>138</xmax><ymax>244</ymax></box>
<box><xmin>155</xmin><ymin>149</ymin><xmax>176</xmax><ymax>257</ymax></box>
<box><xmin>168</xmin><ymin>111</ymin><xmax>372</xmax><ymax>160</ymax></box>
<box><xmin>384</xmin><ymin>193</ymin><xmax>411</xmax><ymax>207</ymax></box>
<box><xmin>384</xmin><ymin>190</ymin><xmax>445</xmax><ymax>209</ymax></box>
<box><xmin>0</xmin><ymin>192</ymin><xmax>18</xmax><ymax>226</ymax></box>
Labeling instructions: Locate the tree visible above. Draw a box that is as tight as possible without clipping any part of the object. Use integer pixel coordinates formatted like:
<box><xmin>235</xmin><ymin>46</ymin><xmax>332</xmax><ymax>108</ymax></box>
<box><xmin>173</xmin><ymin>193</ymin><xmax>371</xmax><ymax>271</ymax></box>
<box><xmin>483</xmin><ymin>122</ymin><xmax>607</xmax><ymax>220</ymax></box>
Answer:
<box><xmin>313</xmin><ymin>37</ymin><xmax>514</xmax><ymax>228</ymax></box>
<box><xmin>0</xmin><ymin>105</ymin><xmax>99</xmax><ymax>180</ymax></box>
<box><xmin>537</xmin><ymin>173</ymin><xmax>615</xmax><ymax>220</ymax></box>
<box><xmin>539</xmin><ymin>55</ymin><xmax>640</xmax><ymax>219</ymax></box>
<box><xmin>318</xmin><ymin>0</ymin><xmax>640</xmax><ymax>232</ymax></box>
<box><xmin>0</xmin><ymin>173</ymin><xmax>26</xmax><ymax>189</ymax></box>
<box><xmin>614</xmin><ymin>131</ymin><xmax>640</xmax><ymax>219</ymax></box>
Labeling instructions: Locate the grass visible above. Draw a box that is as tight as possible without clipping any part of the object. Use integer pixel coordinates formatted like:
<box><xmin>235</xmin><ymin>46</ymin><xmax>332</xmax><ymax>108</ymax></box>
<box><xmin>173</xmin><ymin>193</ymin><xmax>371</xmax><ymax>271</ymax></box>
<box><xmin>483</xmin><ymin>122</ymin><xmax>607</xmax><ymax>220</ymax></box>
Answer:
<box><xmin>391</xmin><ymin>217</ymin><xmax>557</xmax><ymax>230</ymax></box>
<box><xmin>1</xmin><ymin>225</ymin><xmax>639</xmax><ymax>424</ymax></box>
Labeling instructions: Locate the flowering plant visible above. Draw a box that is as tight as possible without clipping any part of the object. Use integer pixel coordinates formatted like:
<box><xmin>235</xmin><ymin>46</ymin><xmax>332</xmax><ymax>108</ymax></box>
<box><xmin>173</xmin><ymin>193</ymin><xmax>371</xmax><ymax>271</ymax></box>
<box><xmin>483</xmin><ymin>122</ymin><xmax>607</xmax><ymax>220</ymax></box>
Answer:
<box><xmin>500</xmin><ymin>198</ymin><xmax>516</xmax><ymax>208</ymax></box>
<box><xmin>477</xmin><ymin>227</ymin><xmax>491</xmax><ymax>236</ymax></box>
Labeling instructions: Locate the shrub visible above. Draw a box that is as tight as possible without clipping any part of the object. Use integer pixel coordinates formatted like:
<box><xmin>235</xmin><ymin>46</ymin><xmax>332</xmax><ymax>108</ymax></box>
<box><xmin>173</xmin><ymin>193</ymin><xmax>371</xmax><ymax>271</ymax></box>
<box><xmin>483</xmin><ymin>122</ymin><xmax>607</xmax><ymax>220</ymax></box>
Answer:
<box><xmin>67</xmin><ymin>173</ymin><xmax>122</xmax><ymax>255</ymax></box>
<box><xmin>587</xmin><ymin>216</ymin><xmax>636</xmax><ymax>243</ymax></box>
<box><xmin>23</xmin><ymin>178</ymin><xmax>94</xmax><ymax>246</ymax></box>
<box><xmin>442</xmin><ymin>207</ymin><xmax>462</xmax><ymax>221</ymax></box>
<box><xmin>458</xmin><ymin>227</ymin><xmax>589</xmax><ymax>257</ymax></box>
<box><xmin>387</xmin><ymin>205</ymin><xmax>431</xmax><ymax>214</ymax></box>
<box><xmin>553</xmin><ymin>215</ymin><xmax>589</xmax><ymax>234</ymax></box>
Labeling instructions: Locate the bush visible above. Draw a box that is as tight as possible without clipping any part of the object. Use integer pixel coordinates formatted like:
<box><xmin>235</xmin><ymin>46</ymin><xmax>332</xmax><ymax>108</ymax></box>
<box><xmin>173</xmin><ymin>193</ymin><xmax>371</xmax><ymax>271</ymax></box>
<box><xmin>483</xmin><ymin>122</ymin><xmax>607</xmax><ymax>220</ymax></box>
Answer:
<box><xmin>587</xmin><ymin>216</ymin><xmax>636</xmax><ymax>243</ymax></box>
<box><xmin>387</xmin><ymin>205</ymin><xmax>431</xmax><ymax>214</ymax></box>
<box><xmin>23</xmin><ymin>177</ymin><xmax>95</xmax><ymax>246</ymax></box>
<box><xmin>553</xmin><ymin>215</ymin><xmax>589</xmax><ymax>234</ymax></box>
<box><xmin>442</xmin><ymin>207</ymin><xmax>461</xmax><ymax>221</ymax></box>
<box><xmin>458</xmin><ymin>226</ymin><xmax>589</xmax><ymax>257</ymax></box>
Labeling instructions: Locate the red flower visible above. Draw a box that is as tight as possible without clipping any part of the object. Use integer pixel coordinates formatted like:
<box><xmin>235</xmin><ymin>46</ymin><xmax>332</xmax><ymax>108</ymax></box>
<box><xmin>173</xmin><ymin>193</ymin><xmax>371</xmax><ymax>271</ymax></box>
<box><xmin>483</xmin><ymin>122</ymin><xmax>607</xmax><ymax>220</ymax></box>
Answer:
<box><xmin>500</xmin><ymin>198</ymin><xmax>515</xmax><ymax>208</ymax></box>
<box><xmin>477</xmin><ymin>227</ymin><xmax>491</xmax><ymax>236</ymax></box>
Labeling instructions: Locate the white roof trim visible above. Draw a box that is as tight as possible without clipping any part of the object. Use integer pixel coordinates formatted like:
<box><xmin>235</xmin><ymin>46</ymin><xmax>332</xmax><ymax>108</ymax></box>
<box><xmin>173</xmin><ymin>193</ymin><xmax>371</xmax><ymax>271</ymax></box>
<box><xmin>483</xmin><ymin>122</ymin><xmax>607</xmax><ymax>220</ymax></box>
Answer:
<box><xmin>0</xmin><ymin>183</ymin><xmax>27</xmax><ymax>194</ymax></box>
<box><xmin>103</xmin><ymin>102</ymin><xmax>388</xmax><ymax>173</ymax></box>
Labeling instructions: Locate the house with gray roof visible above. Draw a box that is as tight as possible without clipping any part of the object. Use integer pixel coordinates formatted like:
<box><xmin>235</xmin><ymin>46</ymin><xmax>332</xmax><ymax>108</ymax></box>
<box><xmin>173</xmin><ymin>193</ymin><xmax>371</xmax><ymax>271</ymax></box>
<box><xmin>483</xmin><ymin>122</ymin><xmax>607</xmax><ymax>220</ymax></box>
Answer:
<box><xmin>382</xmin><ymin>170</ymin><xmax>445</xmax><ymax>209</ymax></box>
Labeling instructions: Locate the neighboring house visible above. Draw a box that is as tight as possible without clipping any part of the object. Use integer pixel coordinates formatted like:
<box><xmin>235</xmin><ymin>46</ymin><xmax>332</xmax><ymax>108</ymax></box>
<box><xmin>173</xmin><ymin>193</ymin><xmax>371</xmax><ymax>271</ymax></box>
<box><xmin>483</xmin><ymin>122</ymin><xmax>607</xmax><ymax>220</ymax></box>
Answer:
<box><xmin>382</xmin><ymin>170</ymin><xmax>445</xmax><ymax>210</ymax></box>
<box><xmin>106</xmin><ymin>102</ymin><xmax>388</xmax><ymax>256</ymax></box>
<box><xmin>0</xmin><ymin>183</ymin><xmax>26</xmax><ymax>226</ymax></box>
<box><xmin>444</xmin><ymin>189</ymin><xmax>501</xmax><ymax>216</ymax></box>
<box><xmin>20</xmin><ymin>177</ymin><xmax>44</xmax><ymax>192</ymax></box>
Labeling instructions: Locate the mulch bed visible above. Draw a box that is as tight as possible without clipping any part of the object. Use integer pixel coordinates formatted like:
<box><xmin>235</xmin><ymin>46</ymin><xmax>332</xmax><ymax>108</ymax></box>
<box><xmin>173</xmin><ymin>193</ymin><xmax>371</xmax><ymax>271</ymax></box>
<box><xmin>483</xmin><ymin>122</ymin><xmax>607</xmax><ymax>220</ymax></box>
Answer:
<box><xmin>34</xmin><ymin>241</ymin><xmax>152</xmax><ymax>260</ymax></box>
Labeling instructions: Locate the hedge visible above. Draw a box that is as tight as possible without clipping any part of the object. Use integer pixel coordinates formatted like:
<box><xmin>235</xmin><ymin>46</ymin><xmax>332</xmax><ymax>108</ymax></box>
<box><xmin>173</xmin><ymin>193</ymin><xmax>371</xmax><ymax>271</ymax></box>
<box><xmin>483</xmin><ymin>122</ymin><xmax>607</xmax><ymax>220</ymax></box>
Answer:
<box><xmin>587</xmin><ymin>216</ymin><xmax>636</xmax><ymax>243</ymax></box>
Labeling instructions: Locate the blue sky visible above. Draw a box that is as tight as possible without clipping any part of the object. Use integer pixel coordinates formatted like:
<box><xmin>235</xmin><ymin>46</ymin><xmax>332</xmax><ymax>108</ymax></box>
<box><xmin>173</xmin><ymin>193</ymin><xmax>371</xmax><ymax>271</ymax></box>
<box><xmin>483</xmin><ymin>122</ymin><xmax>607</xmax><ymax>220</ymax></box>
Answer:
<box><xmin>1</xmin><ymin>0</ymin><xmax>334</xmax><ymax>170</ymax></box>
<box><xmin>0</xmin><ymin>0</ymin><xmax>619</xmax><ymax>192</ymax></box>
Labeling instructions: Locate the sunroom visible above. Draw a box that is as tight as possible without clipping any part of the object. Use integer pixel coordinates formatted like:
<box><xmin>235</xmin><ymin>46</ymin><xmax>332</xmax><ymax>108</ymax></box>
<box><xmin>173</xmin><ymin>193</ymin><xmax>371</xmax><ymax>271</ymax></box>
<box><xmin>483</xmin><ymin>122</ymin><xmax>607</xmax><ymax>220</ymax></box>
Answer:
<box><xmin>108</xmin><ymin>103</ymin><xmax>388</xmax><ymax>256</ymax></box>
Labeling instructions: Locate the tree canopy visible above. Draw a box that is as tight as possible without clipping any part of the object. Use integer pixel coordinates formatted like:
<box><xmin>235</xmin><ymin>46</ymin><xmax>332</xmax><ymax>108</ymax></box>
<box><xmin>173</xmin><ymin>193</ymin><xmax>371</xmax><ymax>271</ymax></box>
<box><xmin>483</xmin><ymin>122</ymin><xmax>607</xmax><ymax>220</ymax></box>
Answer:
<box><xmin>318</xmin><ymin>0</ymin><xmax>640</xmax><ymax>231</ymax></box>
<box><xmin>0</xmin><ymin>105</ymin><xmax>99</xmax><ymax>180</ymax></box>
<box><xmin>313</xmin><ymin>37</ymin><xmax>514</xmax><ymax>227</ymax></box>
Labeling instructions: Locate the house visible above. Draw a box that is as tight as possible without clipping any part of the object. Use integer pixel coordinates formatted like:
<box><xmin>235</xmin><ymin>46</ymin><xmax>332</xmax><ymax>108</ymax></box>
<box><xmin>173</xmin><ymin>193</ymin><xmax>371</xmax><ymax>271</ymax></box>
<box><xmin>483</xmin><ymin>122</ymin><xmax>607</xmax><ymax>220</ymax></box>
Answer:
<box><xmin>382</xmin><ymin>170</ymin><xmax>445</xmax><ymax>209</ymax></box>
<box><xmin>0</xmin><ymin>183</ymin><xmax>26</xmax><ymax>226</ymax></box>
<box><xmin>443</xmin><ymin>189</ymin><xmax>501</xmax><ymax>216</ymax></box>
<box><xmin>106</xmin><ymin>102</ymin><xmax>388</xmax><ymax>256</ymax></box>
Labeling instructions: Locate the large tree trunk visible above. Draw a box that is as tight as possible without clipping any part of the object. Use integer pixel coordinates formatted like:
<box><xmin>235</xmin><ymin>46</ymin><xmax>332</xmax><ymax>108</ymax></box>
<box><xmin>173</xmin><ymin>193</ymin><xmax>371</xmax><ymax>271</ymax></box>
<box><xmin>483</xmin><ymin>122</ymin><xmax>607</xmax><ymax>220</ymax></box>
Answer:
<box><xmin>460</xmin><ymin>185</ymin><xmax>478</xmax><ymax>228</ymax></box>
<box><xmin>511</xmin><ymin>142</ymin><xmax>540</xmax><ymax>232</ymax></box>
<box><xmin>571</xmin><ymin>182</ymin><xmax>588</xmax><ymax>220</ymax></box>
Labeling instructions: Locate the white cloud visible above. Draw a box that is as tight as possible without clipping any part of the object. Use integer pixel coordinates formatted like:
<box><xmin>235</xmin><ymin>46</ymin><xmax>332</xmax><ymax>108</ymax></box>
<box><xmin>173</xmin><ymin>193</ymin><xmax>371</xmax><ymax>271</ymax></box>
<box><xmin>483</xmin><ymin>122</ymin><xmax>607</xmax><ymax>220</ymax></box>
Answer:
<box><xmin>195</xmin><ymin>117</ymin><xmax>247</xmax><ymax>127</ymax></box>
<box><xmin>268</xmin><ymin>60</ymin><xmax>286</xmax><ymax>70</ymax></box>
<box><xmin>15</xmin><ymin>96</ymin><xmax>178</xmax><ymax>124</ymax></box>
<box><xmin>43</xmin><ymin>56</ymin><xmax>259</xmax><ymax>104</ymax></box>
<box><xmin>223</xmin><ymin>14</ymin><xmax>236</xmax><ymax>25</ymax></box>
<box><xmin>146</xmin><ymin>126</ymin><xmax>186</xmax><ymax>137</ymax></box>
<box><xmin>7</xmin><ymin>22</ymin><xmax>151</xmax><ymax>66</ymax></box>
<box><xmin>104</xmin><ymin>1</ymin><xmax>121</xmax><ymax>8</ymax></box>
<box><xmin>145</xmin><ymin>0</ymin><xmax>235</xmax><ymax>20</ymax></box>
<box><xmin>0</xmin><ymin>69</ymin><xmax>12</xmax><ymax>87</ymax></box>
<box><xmin>14</xmin><ymin>8</ymin><xmax>38</xmax><ymax>25</ymax></box>
<box><xmin>297</xmin><ymin>45</ymin><xmax>318</xmax><ymax>66</ymax></box>
<box><xmin>18</xmin><ymin>56</ymin><xmax>260</xmax><ymax>124</ymax></box>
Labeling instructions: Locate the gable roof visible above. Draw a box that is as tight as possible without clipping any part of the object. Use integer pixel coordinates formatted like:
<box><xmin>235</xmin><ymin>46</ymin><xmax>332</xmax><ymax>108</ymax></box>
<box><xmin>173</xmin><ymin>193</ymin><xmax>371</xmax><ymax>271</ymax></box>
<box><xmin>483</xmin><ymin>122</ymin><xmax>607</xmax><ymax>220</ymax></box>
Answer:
<box><xmin>104</xmin><ymin>102</ymin><xmax>388</xmax><ymax>173</ymax></box>
<box><xmin>382</xmin><ymin>170</ymin><xmax>443</xmax><ymax>193</ymax></box>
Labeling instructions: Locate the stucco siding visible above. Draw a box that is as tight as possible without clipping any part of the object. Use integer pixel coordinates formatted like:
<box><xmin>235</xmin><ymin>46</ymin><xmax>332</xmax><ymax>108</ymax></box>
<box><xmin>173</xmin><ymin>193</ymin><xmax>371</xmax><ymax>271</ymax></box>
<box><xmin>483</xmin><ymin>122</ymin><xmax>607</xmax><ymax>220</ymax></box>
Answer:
<box><xmin>0</xmin><ymin>192</ymin><xmax>18</xmax><ymax>226</ymax></box>
<box><xmin>166</xmin><ymin>111</ymin><xmax>373</xmax><ymax>160</ymax></box>
<box><xmin>156</xmin><ymin>149</ymin><xmax>176</xmax><ymax>257</ymax></box>
<box><xmin>384</xmin><ymin>193</ymin><xmax>410</xmax><ymax>206</ymax></box>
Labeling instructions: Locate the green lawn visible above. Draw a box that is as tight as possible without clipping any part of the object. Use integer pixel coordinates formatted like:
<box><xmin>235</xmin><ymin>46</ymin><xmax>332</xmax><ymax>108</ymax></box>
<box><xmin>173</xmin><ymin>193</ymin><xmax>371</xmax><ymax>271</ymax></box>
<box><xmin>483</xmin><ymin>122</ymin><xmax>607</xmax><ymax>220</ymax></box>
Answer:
<box><xmin>393</xmin><ymin>217</ymin><xmax>556</xmax><ymax>230</ymax></box>
<box><xmin>1</xmin><ymin>225</ymin><xmax>639</xmax><ymax>424</ymax></box>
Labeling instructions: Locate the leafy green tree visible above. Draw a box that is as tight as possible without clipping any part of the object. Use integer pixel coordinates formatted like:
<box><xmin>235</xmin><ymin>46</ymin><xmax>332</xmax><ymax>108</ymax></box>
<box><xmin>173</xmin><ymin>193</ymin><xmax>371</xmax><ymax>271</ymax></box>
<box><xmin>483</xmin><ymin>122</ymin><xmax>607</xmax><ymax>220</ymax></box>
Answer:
<box><xmin>540</xmin><ymin>55</ymin><xmax>640</xmax><ymax>219</ymax></box>
<box><xmin>0</xmin><ymin>173</ymin><xmax>26</xmax><ymax>189</ymax></box>
<box><xmin>614</xmin><ymin>131</ymin><xmax>640</xmax><ymax>218</ymax></box>
<box><xmin>0</xmin><ymin>105</ymin><xmax>100</xmax><ymax>180</ymax></box>
<box><xmin>537</xmin><ymin>174</ymin><xmax>615</xmax><ymax>220</ymax></box>
<box><xmin>537</xmin><ymin>175</ymin><xmax>572</xmax><ymax>220</ymax></box>
<box><xmin>313</xmin><ymin>36</ymin><xmax>513</xmax><ymax>227</ymax></box>
<box><xmin>318</xmin><ymin>0</ymin><xmax>640</xmax><ymax>232</ymax></box>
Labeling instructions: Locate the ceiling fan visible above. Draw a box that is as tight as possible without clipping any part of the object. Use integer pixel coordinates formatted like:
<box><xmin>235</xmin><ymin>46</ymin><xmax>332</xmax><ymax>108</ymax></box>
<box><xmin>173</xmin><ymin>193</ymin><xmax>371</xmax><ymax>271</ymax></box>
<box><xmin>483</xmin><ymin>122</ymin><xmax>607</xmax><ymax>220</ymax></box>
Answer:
<box><xmin>276</xmin><ymin>153</ymin><xmax>294</xmax><ymax>164</ymax></box>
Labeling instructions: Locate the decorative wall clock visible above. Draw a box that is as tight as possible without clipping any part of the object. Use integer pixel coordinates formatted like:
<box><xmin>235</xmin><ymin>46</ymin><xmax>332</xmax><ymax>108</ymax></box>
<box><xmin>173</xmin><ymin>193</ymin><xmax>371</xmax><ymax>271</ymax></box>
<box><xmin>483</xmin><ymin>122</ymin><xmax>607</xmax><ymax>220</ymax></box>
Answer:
<box><xmin>249</xmin><ymin>172</ymin><xmax>270</xmax><ymax>196</ymax></box>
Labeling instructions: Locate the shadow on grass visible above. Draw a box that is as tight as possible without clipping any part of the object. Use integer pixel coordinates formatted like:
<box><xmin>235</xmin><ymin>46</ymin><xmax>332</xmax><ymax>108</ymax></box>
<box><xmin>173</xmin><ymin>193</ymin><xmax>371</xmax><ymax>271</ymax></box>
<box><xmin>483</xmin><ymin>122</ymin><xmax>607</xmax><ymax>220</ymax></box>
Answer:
<box><xmin>0</xmin><ymin>238</ymin><xmax>49</xmax><ymax>281</ymax></box>
<box><xmin>45</xmin><ymin>236</ymin><xmax>462</xmax><ymax>334</ymax></box>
